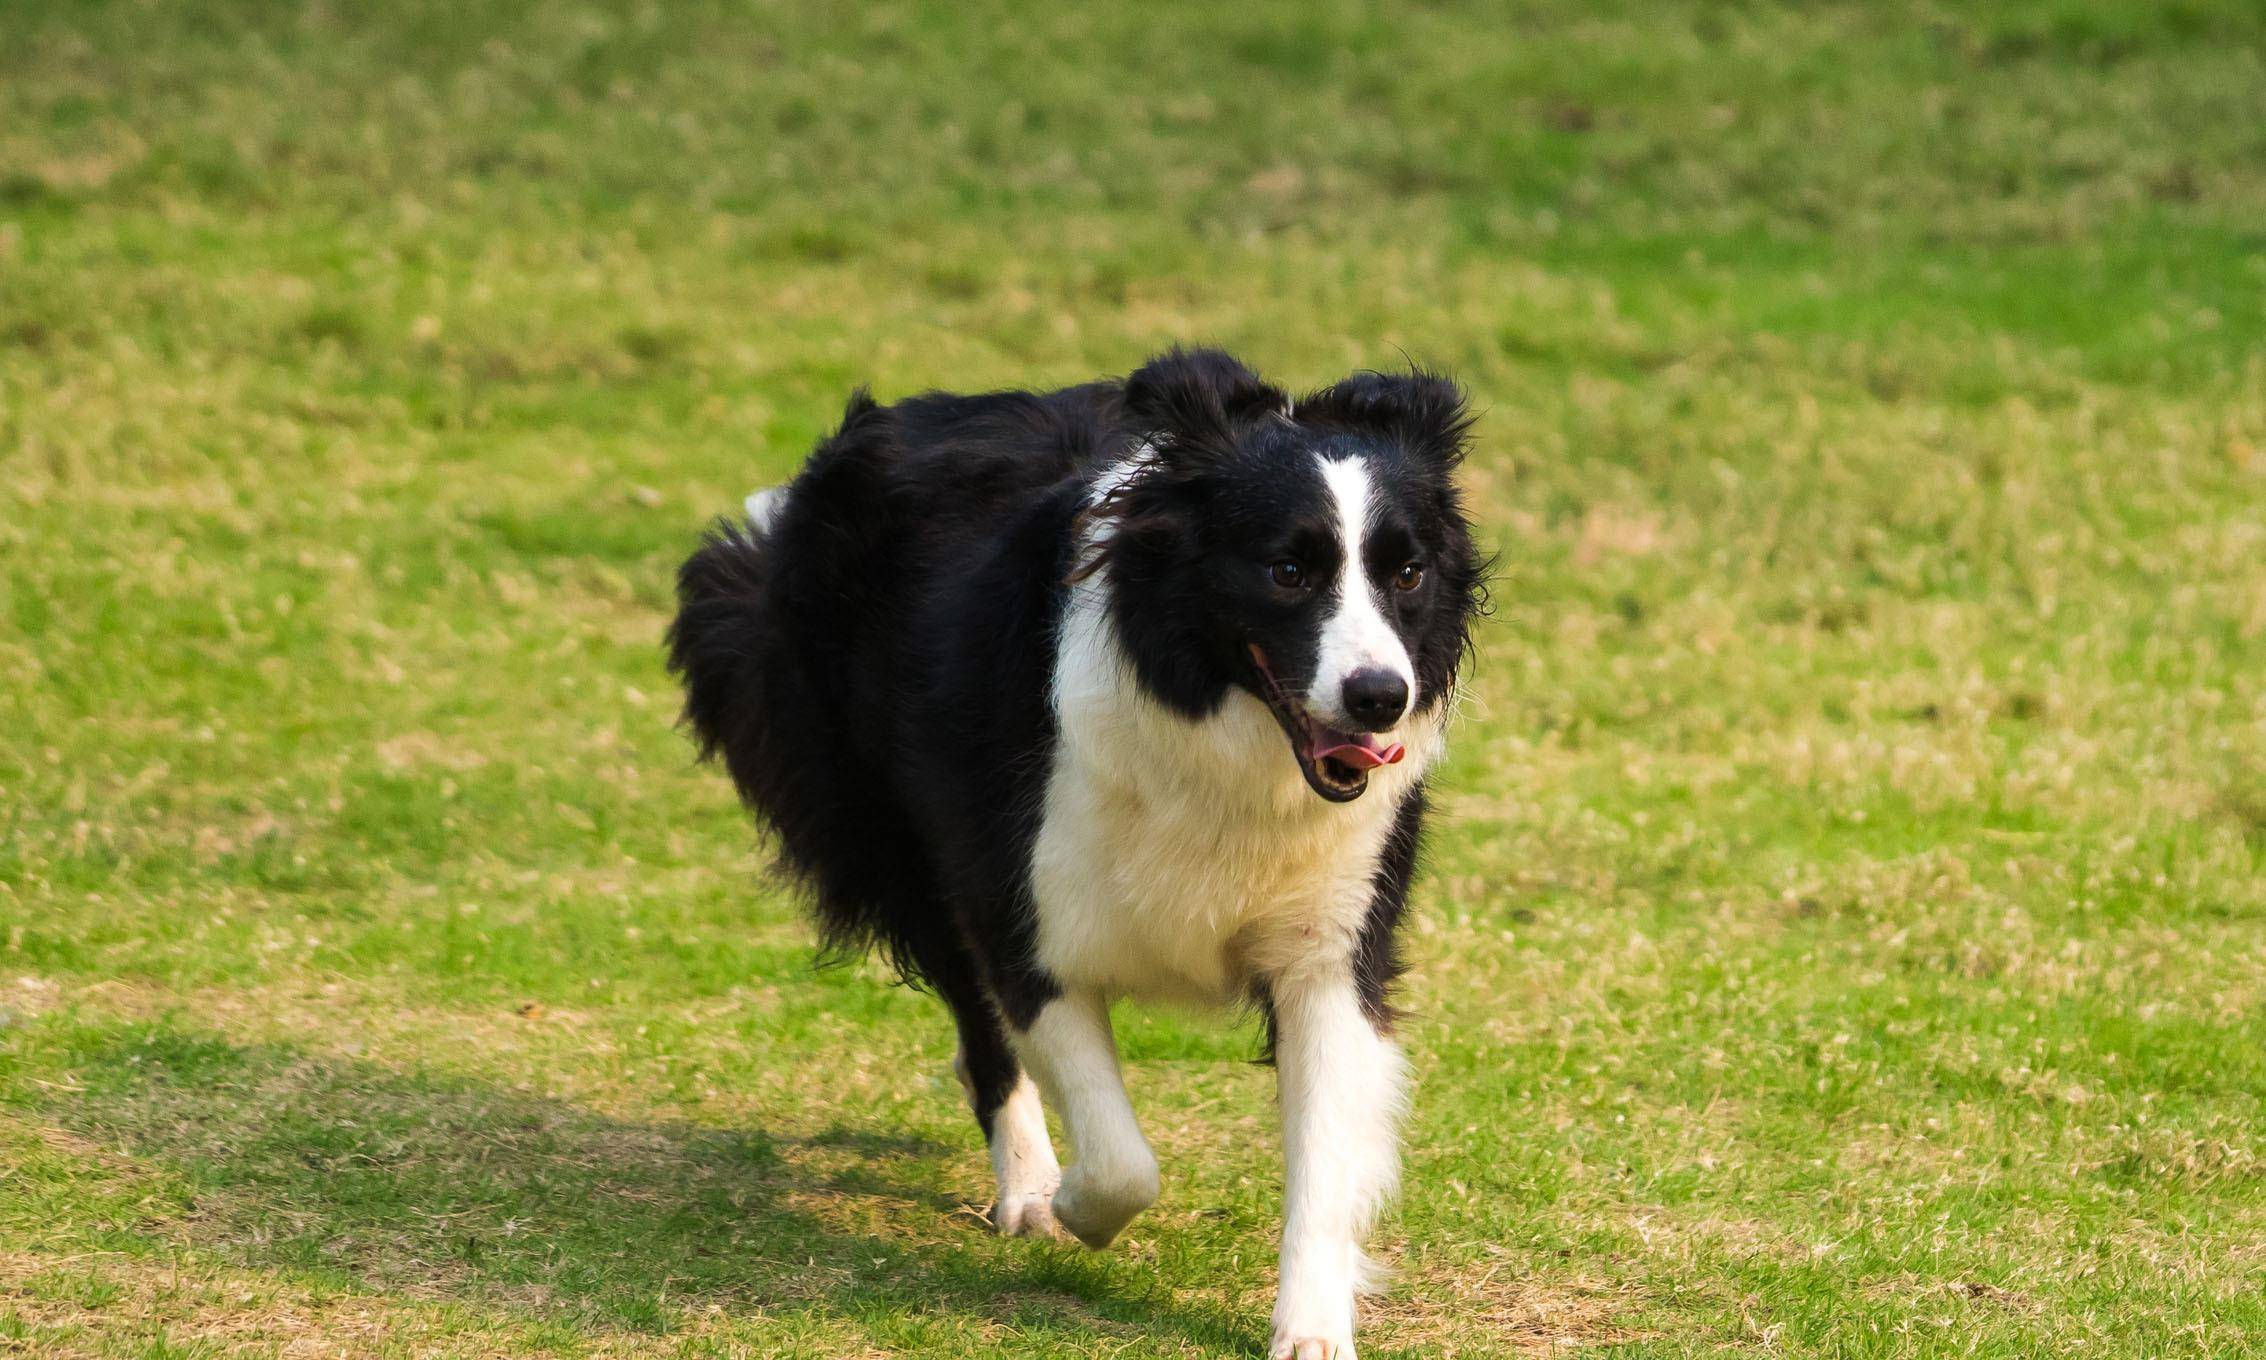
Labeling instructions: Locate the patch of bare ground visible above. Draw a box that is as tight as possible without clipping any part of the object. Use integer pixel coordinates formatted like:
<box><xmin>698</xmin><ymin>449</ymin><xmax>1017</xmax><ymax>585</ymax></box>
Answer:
<box><xmin>1848</xmin><ymin>1270</ymin><xmax>2042</xmax><ymax>1309</ymax></box>
<box><xmin>0</xmin><ymin>1249</ymin><xmax>914</xmax><ymax>1358</ymax></box>
<box><xmin>0</xmin><ymin>1251</ymin><xmax>440</xmax><ymax>1356</ymax></box>
<box><xmin>1365</xmin><ymin>1256</ymin><xmax>1644</xmax><ymax>1356</ymax></box>
<box><xmin>15</xmin><ymin>1117</ymin><xmax>152</xmax><ymax>1178</ymax></box>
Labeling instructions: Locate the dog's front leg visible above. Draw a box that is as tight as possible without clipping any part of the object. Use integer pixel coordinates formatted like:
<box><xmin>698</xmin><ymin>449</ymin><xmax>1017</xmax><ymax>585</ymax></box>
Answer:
<box><xmin>1012</xmin><ymin>989</ymin><xmax>1159</xmax><ymax>1249</ymax></box>
<box><xmin>1268</xmin><ymin>969</ymin><xmax>1408</xmax><ymax>1360</ymax></box>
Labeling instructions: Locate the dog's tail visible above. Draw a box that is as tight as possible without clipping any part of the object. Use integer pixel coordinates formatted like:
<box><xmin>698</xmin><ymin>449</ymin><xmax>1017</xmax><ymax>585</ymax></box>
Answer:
<box><xmin>666</xmin><ymin>394</ymin><xmax>937</xmax><ymax>980</ymax></box>
<box><xmin>665</xmin><ymin>484</ymin><xmax>789</xmax><ymax>788</ymax></box>
<box><xmin>667</xmin><ymin>505</ymin><xmax>780</xmax><ymax>792</ymax></box>
<box><xmin>742</xmin><ymin>485</ymin><xmax>788</xmax><ymax>536</ymax></box>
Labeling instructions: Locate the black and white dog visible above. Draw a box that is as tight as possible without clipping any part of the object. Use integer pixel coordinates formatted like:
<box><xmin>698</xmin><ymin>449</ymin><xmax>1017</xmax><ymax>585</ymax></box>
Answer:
<box><xmin>669</xmin><ymin>349</ymin><xmax>1484</xmax><ymax>1358</ymax></box>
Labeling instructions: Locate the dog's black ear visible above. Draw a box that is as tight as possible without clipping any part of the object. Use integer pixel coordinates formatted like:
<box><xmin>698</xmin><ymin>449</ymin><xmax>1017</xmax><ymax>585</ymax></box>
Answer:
<box><xmin>1123</xmin><ymin>348</ymin><xmax>1287</xmax><ymax>454</ymax></box>
<box><xmin>1297</xmin><ymin>368</ymin><xmax>1473</xmax><ymax>468</ymax></box>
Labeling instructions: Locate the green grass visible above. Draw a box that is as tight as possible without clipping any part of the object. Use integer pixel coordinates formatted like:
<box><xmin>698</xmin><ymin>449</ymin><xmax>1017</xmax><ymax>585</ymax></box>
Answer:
<box><xmin>3</xmin><ymin>0</ymin><xmax>2264</xmax><ymax>1354</ymax></box>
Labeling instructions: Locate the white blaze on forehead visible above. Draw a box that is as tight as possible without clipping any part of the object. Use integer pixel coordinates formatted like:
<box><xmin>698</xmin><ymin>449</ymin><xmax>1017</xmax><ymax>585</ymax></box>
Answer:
<box><xmin>1310</xmin><ymin>455</ymin><xmax>1414</xmax><ymax>724</ymax></box>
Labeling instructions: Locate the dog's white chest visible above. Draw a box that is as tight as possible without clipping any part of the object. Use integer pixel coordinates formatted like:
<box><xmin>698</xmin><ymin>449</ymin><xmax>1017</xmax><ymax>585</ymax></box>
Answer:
<box><xmin>1029</xmin><ymin>592</ymin><xmax>1432</xmax><ymax>1005</ymax></box>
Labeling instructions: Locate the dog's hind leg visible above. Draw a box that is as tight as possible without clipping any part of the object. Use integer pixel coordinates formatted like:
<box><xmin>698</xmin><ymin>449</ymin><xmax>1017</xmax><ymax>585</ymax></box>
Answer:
<box><xmin>912</xmin><ymin>925</ymin><xmax>1064</xmax><ymax>1238</ymax></box>
<box><xmin>952</xmin><ymin>1044</ymin><xmax>1061</xmax><ymax>1239</ymax></box>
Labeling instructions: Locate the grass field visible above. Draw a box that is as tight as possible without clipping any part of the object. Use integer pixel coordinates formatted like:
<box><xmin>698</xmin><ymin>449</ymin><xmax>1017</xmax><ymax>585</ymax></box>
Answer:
<box><xmin>4</xmin><ymin>1</ymin><xmax>2265</xmax><ymax>1355</ymax></box>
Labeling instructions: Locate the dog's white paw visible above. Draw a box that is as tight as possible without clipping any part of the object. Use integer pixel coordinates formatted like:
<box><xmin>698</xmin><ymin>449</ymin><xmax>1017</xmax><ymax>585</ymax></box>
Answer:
<box><xmin>973</xmin><ymin>1068</ymin><xmax>1063</xmax><ymax>1241</ymax></box>
<box><xmin>993</xmin><ymin>1191</ymin><xmax>1067</xmax><ymax>1240</ymax></box>
<box><xmin>1271</xmin><ymin>1276</ymin><xmax>1357</xmax><ymax>1360</ymax></box>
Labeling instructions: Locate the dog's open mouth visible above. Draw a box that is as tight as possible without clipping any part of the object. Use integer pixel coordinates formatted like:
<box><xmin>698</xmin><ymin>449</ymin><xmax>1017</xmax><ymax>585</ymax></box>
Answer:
<box><xmin>1247</xmin><ymin>644</ymin><xmax>1406</xmax><ymax>802</ymax></box>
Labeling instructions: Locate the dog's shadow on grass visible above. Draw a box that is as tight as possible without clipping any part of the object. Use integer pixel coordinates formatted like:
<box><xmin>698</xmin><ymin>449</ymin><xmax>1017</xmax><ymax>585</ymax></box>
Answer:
<box><xmin>26</xmin><ymin>1016</ymin><xmax>1262</xmax><ymax>1354</ymax></box>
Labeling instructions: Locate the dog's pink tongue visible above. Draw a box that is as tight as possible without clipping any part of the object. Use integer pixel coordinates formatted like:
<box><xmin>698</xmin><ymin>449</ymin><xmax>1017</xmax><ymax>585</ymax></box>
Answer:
<box><xmin>1311</xmin><ymin>729</ymin><xmax>1406</xmax><ymax>770</ymax></box>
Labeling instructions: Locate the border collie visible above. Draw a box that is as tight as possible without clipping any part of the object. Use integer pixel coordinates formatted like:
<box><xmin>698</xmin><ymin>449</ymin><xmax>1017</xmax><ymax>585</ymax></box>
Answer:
<box><xmin>669</xmin><ymin>349</ymin><xmax>1483</xmax><ymax>1359</ymax></box>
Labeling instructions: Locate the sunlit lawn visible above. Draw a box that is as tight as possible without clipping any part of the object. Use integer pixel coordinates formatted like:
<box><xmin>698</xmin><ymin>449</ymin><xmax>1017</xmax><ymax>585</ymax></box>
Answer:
<box><xmin>3</xmin><ymin>1</ymin><xmax>2264</xmax><ymax>1355</ymax></box>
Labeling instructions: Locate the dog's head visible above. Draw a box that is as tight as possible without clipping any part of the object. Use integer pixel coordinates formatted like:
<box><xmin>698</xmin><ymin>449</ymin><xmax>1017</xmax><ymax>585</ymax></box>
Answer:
<box><xmin>1081</xmin><ymin>349</ymin><xmax>1487</xmax><ymax>802</ymax></box>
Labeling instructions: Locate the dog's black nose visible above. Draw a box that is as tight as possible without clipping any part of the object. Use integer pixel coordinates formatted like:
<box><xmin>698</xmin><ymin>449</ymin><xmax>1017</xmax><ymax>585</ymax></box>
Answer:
<box><xmin>1340</xmin><ymin>669</ymin><xmax>1410</xmax><ymax>731</ymax></box>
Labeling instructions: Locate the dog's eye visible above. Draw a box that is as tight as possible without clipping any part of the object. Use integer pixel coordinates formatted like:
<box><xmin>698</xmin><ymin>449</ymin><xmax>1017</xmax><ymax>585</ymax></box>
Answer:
<box><xmin>1269</xmin><ymin>560</ymin><xmax>1308</xmax><ymax>590</ymax></box>
<box><xmin>1394</xmin><ymin>561</ymin><xmax>1425</xmax><ymax>591</ymax></box>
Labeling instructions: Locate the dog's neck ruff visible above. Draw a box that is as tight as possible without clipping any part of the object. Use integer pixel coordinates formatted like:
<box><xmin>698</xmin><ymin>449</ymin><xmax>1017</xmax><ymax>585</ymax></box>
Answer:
<box><xmin>1025</xmin><ymin>454</ymin><xmax>1443</xmax><ymax>1005</ymax></box>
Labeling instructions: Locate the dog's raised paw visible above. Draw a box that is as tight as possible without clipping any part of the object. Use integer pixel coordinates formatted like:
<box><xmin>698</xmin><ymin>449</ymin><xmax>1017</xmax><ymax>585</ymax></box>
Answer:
<box><xmin>1048</xmin><ymin>1159</ymin><xmax>1158</xmax><ymax>1250</ymax></box>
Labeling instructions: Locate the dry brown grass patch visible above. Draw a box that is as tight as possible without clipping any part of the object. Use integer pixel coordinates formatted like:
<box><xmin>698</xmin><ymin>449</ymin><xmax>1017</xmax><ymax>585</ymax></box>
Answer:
<box><xmin>1364</xmin><ymin>1258</ymin><xmax>1644</xmax><ymax>1357</ymax></box>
